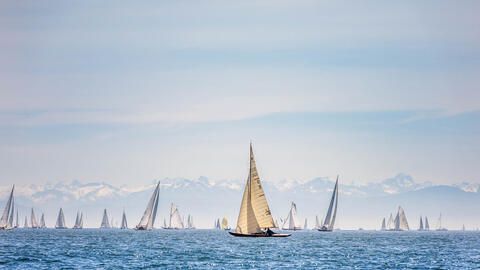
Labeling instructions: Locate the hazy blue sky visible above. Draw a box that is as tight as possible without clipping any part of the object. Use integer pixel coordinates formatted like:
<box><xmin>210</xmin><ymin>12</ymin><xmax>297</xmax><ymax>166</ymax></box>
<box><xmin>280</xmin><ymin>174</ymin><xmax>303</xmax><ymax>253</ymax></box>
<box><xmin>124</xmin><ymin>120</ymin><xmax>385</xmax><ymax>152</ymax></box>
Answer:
<box><xmin>1</xmin><ymin>0</ymin><xmax>479</xmax><ymax>186</ymax></box>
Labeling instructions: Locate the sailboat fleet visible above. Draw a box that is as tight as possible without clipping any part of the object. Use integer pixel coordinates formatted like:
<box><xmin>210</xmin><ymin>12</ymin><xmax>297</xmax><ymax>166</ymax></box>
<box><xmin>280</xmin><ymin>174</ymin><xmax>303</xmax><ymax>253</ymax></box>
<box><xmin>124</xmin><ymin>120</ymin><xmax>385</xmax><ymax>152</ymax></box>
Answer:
<box><xmin>0</xmin><ymin>144</ymin><xmax>460</xmax><ymax>233</ymax></box>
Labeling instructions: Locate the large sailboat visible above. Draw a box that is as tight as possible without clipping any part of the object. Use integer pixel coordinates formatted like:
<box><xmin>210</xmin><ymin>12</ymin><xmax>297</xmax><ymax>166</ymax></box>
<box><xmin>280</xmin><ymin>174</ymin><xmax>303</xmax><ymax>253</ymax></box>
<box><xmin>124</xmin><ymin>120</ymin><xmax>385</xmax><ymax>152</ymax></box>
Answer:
<box><xmin>166</xmin><ymin>203</ymin><xmax>184</xmax><ymax>229</ymax></box>
<box><xmin>393</xmin><ymin>206</ymin><xmax>409</xmax><ymax>231</ymax></box>
<box><xmin>100</xmin><ymin>209</ymin><xmax>111</xmax><ymax>229</ymax></box>
<box><xmin>229</xmin><ymin>143</ymin><xmax>290</xmax><ymax>237</ymax></box>
<box><xmin>55</xmin><ymin>208</ymin><xmax>67</xmax><ymax>229</ymax></box>
<box><xmin>40</xmin><ymin>213</ymin><xmax>46</xmax><ymax>228</ymax></box>
<box><xmin>0</xmin><ymin>185</ymin><xmax>15</xmax><ymax>230</ymax></box>
<box><xmin>282</xmin><ymin>202</ymin><xmax>302</xmax><ymax>231</ymax></box>
<box><xmin>318</xmin><ymin>176</ymin><xmax>339</xmax><ymax>232</ymax></box>
<box><xmin>31</xmin><ymin>208</ymin><xmax>39</xmax><ymax>228</ymax></box>
<box><xmin>435</xmin><ymin>213</ymin><xmax>448</xmax><ymax>231</ymax></box>
<box><xmin>136</xmin><ymin>182</ymin><xmax>160</xmax><ymax>230</ymax></box>
<box><xmin>120</xmin><ymin>210</ymin><xmax>128</xmax><ymax>229</ymax></box>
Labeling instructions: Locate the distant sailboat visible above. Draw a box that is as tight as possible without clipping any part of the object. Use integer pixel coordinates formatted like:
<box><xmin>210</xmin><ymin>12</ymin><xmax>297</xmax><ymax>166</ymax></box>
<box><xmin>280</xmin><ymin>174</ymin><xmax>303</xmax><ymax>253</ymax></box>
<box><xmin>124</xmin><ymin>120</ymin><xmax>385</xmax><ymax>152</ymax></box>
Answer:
<box><xmin>386</xmin><ymin>213</ymin><xmax>394</xmax><ymax>230</ymax></box>
<box><xmin>111</xmin><ymin>218</ymin><xmax>115</xmax><ymax>229</ymax></box>
<box><xmin>136</xmin><ymin>182</ymin><xmax>160</xmax><ymax>230</ymax></box>
<box><xmin>462</xmin><ymin>224</ymin><xmax>465</xmax><ymax>231</ymax></box>
<box><xmin>381</xmin><ymin>218</ymin><xmax>386</xmax><ymax>231</ymax></box>
<box><xmin>304</xmin><ymin>218</ymin><xmax>308</xmax><ymax>230</ymax></box>
<box><xmin>216</xmin><ymin>218</ymin><xmax>221</xmax><ymax>230</ymax></box>
<box><xmin>31</xmin><ymin>208</ymin><xmax>39</xmax><ymax>229</ymax></box>
<box><xmin>315</xmin><ymin>215</ymin><xmax>321</xmax><ymax>230</ymax></box>
<box><xmin>418</xmin><ymin>216</ymin><xmax>424</xmax><ymax>231</ymax></box>
<box><xmin>221</xmin><ymin>217</ymin><xmax>230</xmax><ymax>230</ymax></box>
<box><xmin>229</xmin><ymin>143</ymin><xmax>290</xmax><ymax>237</ymax></box>
<box><xmin>435</xmin><ymin>213</ymin><xmax>448</xmax><ymax>231</ymax></box>
<box><xmin>424</xmin><ymin>216</ymin><xmax>430</xmax><ymax>231</ymax></box>
<box><xmin>121</xmin><ymin>210</ymin><xmax>128</xmax><ymax>229</ymax></box>
<box><xmin>393</xmin><ymin>206</ymin><xmax>409</xmax><ymax>231</ymax></box>
<box><xmin>282</xmin><ymin>202</ymin><xmax>302</xmax><ymax>230</ymax></box>
<box><xmin>167</xmin><ymin>203</ymin><xmax>184</xmax><ymax>229</ymax></box>
<box><xmin>100</xmin><ymin>209</ymin><xmax>110</xmax><ymax>229</ymax></box>
<box><xmin>186</xmin><ymin>214</ymin><xmax>195</xmax><ymax>229</ymax></box>
<box><xmin>40</xmin><ymin>213</ymin><xmax>46</xmax><ymax>228</ymax></box>
<box><xmin>24</xmin><ymin>216</ymin><xmax>28</xmax><ymax>228</ymax></box>
<box><xmin>15</xmin><ymin>210</ymin><xmax>19</xmax><ymax>228</ymax></box>
<box><xmin>55</xmin><ymin>208</ymin><xmax>67</xmax><ymax>229</ymax></box>
<box><xmin>163</xmin><ymin>218</ymin><xmax>167</xmax><ymax>229</ymax></box>
<box><xmin>0</xmin><ymin>185</ymin><xmax>15</xmax><ymax>230</ymax></box>
<box><xmin>318</xmin><ymin>176</ymin><xmax>339</xmax><ymax>232</ymax></box>
<box><xmin>73</xmin><ymin>211</ymin><xmax>83</xmax><ymax>229</ymax></box>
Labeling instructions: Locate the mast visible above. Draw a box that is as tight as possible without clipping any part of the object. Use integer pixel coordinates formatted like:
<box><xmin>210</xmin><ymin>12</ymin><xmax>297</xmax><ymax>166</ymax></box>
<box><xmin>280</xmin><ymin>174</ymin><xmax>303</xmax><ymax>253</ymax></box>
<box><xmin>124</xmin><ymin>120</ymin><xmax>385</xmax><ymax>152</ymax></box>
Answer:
<box><xmin>233</xmin><ymin>143</ymin><xmax>275</xmax><ymax>234</ymax></box>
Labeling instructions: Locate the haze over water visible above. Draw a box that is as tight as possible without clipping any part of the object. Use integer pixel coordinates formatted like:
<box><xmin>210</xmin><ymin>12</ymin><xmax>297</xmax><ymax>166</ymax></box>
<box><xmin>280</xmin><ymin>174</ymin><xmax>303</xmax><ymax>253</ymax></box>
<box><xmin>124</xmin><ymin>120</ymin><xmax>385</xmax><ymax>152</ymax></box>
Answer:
<box><xmin>1</xmin><ymin>230</ymin><xmax>479</xmax><ymax>269</ymax></box>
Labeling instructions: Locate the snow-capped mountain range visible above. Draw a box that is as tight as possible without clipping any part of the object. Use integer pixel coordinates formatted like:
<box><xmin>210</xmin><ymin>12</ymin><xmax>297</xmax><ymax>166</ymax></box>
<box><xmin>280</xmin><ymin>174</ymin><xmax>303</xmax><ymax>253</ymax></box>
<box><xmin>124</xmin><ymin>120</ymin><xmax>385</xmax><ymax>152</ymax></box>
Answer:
<box><xmin>1</xmin><ymin>174</ymin><xmax>479</xmax><ymax>230</ymax></box>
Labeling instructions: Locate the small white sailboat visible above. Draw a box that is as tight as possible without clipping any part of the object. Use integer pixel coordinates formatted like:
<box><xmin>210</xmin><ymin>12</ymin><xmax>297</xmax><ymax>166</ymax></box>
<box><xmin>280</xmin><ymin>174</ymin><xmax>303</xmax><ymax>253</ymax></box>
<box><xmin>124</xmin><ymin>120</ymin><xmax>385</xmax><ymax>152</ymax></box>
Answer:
<box><xmin>418</xmin><ymin>216</ymin><xmax>424</xmax><ymax>231</ymax></box>
<box><xmin>120</xmin><ymin>210</ymin><xmax>128</xmax><ymax>229</ymax></box>
<box><xmin>229</xmin><ymin>143</ymin><xmax>290</xmax><ymax>237</ymax></box>
<box><xmin>166</xmin><ymin>203</ymin><xmax>184</xmax><ymax>229</ymax></box>
<box><xmin>425</xmin><ymin>216</ymin><xmax>430</xmax><ymax>231</ymax></box>
<box><xmin>380</xmin><ymin>218</ymin><xmax>386</xmax><ymax>231</ymax></box>
<box><xmin>221</xmin><ymin>217</ymin><xmax>230</xmax><ymax>230</ymax></box>
<box><xmin>386</xmin><ymin>213</ymin><xmax>394</xmax><ymax>230</ymax></box>
<box><xmin>31</xmin><ymin>208</ymin><xmax>39</xmax><ymax>229</ymax></box>
<box><xmin>55</xmin><ymin>208</ymin><xmax>67</xmax><ymax>229</ymax></box>
<box><xmin>186</xmin><ymin>214</ymin><xmax>195</xmax><ymax>229</ymax></box>
<box><xmin>136</xmin><ymin>182</ymin><xmax>160</xmax><ymax>230</ymax></box>
<box><xmin>73</xmin><ymin>211</ymin><xmax>83</xmax><ymax>229</ymax></box>
<box><xmin>314</xmin><ymin>215</ymin><xmax>321</xmax><ymax>230</ymax></box>
<box><xmin>393</xmin><ymin>206</ymin><xmax>409</xmax><ymax>231</ymax></box>
<box><xmin>100</xmin><ymin>209</ymin><xmax>110</xmax><ymax>229</ymax></box>
<box><xmin>282</xmin><ymin>202</ymin><xmax>302</xmax><ymax>231</ymax></box>
<box><xmin>435</xmin><ymin>213</ymin><xmax>448</xmax><ymax>231</ymax></box>
<box><xmin>40</xmin><ymin>213</ymin><xmax>46</xmax><ymax>228</ymax></box>
<box><xmin>318</xmin><ymin>176</ymin><xmax>339</xmax><ymax>232</ymax></box>
<box><xmin>0</xmin><ymin>185</ymin><xmax>15</xmax><ymax>230</ymax></box>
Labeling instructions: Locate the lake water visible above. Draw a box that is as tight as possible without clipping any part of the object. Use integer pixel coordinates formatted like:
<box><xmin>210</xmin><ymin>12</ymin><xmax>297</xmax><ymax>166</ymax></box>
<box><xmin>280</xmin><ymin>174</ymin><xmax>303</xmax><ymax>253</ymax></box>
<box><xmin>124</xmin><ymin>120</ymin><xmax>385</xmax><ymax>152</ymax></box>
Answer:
<box><xmin>1</xmin><ymin>229</ymin><xmax>479</xmax><ymax>269</ymax></box>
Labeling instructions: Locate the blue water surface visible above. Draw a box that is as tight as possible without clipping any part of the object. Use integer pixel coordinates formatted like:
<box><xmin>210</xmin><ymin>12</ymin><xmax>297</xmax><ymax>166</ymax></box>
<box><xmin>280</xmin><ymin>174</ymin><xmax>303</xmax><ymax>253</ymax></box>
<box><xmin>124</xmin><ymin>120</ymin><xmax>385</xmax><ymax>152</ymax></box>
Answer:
<box><xmin>1</xmin><ymin>229</ymin><xmax>479</xmax><ymax>269</ymax></box>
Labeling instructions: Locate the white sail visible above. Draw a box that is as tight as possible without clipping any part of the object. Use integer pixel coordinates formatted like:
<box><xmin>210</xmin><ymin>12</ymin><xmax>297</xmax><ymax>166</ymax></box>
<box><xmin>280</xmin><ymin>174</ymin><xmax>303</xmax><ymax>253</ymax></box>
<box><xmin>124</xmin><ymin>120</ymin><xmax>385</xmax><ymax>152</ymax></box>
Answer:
<box><xmin>187</xmin><ymin>215</ymin><xmax>195</xmax><ymax>229</ymax></box>
<box><xmin>234</xmin><ymin>144</ymin><xmax>275</xmax><ymax>234</ymax></box>
<box><xmin>168</xmin><ymin>204</ymin><xmax>184</xmax><ymax>229</ymax></box>
<box><xmin>0</xmin><ymin>185</ymin><xmax>14</xmax><ymax>229</ymax></box>
<box><xmin>73</xmin><ymin>211</ymin><xmax>80</xmax><ymax>228</ymax></box>
<box><xmin>282</xmin><ymin>202</ymin><xmax>302</xmax><ymax>230</ymax></box>
<box><xmin>221</xmin><ymin>217</ymin><xmax>229</xmax><ymax>230</ymax></box>
<box><xmin>315</xmin><ymin>215</ymin><xmax>320</xmax><ymax>229</ymax></box>
<box><xmin>100</xmin><ymin>209</ymin><xmax>110</xmax><ymax>229</ymax></box>
<box><xmin>121</xmin><ymin>210</ymin><xmax>128</xmax><ymax>229</ymax></box>
<box><xmin>425</xmin><ymin>216</ymin><xmax>430</xmax><ymax>231</ymax></box>
<box><xmin>24</xmin><ymin>216</ymin><xmax>28</xmax><ymax>228</ymax></box>
<box><xmin>55</xmin><ymin>208</ymin><xmax>67</xmax><ymax>229</ymax></box>
<box><xmin>163</xmin><ymin>218</ymin><xmax>167</xmax><ymax>228</ymax></box>
<box><xmin>40</xmin><ymin>213</ymin><xmax>46</xmax><ymax>228</ymax></box>
<box><xmin>304</xmin><ymin>218</ymin><xmax>308</xmax><ymax>230</ymax></box>
<box><xmin>136</xmin><ymin>182</ymin><xmax>160</xmax><ymax>230</ymax></box>
<box><xmin>320</xmin><ymin>176</ymin><xmax>339</xmax><ymax>231</ymax></box>
<box><xmin>381</xmin><ymin>218</ymin><xmax>386</xmax><ymax>230</ymax></box>
<box><xmin>15</xmin><ymin>210</ymin><xmax>19</xmax><ymax>228</ymax></box>
<box><xmin>419</xmin><ymin>216</ymin><xmax>424</xmax><ymax>231</ymax></box>
<box><xmin>79</xmin><ymin>213</ymin><xmax>84</xmax><ymax>229</ymax></box>
<box><xmin>31</xmin><ymin>208</ymin><xmax>39</xmax><ymax>228</ymax></box>
<box><xmin>386</xmin><ymin>213</ymin><xmax>394</xmax><ymax>230</ymax></box>
<box><xmin>393</xmin><ymin>206</ymin><xmax>409</xmax><ymax>231</ymax></box>
<box><xmin>7</xmin><ymin>199</ymin><xmax>14</xmax><ymax>229</ymax></box>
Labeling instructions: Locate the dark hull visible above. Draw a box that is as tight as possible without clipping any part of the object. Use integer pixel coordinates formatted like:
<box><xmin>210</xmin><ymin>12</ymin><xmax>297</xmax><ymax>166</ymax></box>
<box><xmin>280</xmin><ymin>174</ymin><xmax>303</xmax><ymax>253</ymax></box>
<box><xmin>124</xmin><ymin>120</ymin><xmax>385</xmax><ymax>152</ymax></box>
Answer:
<box><xmin>317</xmin><ymin>229</ymin><xmax>333</xmax><ymax>232</ymax></box>
<box><xmin>228</xmin><ymin>232</ymin><xmax>291</xmax><ymax>237</ymax></box>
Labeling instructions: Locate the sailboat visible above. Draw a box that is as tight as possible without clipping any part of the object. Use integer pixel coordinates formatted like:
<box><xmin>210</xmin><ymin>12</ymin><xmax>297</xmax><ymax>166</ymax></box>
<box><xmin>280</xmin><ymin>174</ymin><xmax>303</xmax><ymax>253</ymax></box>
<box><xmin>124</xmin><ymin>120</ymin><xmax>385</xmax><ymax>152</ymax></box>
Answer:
<box><xmin>221</xmin><ymin>217</ymin><xmax>230</xmax><ymax>230</ymax></box>
<box><xmin>314</xmin><ymin>216</ymin><xmax>321</xmax><ymax>230</ymax></box>
<box><xmin>435</xmin><ymin>213</ymin><xmax>448</xmax><ymax>231</ymax></box>
<box><xmin>40</xmin><ymin>213</ymin><xmax>46</xmax><ymax>228</ymax></box>
<box><xmin>163</xmin><ymin>218</ymin><xmax>167</xmax><ymax>229</ymax></box>
<box><xmin>229</xmin><ymin>143</ymin><xmax>290</xmax><ymax>237</ymax></box>
<box><xmin>15</xmin><ymin>210</ymin><xmax>19</xmax><ymax>228</ymax></box>
<box><xmin>73</xmin><ymin>211</ymin><xmax>83</xmax><ymax>229</ymax></box>
<box><xmin>424</xmin><ymin>216</ymin><xmax>430</xmax><ymax>231</ymax></box>
<box><xmin>0</xmin><ymin>185</ymin><xmax>15</xmax><ymax>230</ymax></box>
<box><xmin>100</xmin><ymin>209</ymin><xmax>110</xmax><ymax>229</ymax></box>
<box><xmin>304</xmin><ymin>218</ymin><xmax>308</xmax><ymax>230</ymax></box>
<box><xmin>418</xmin><ymin>216</ymin><xmax>424</xmax><ymax>231</ymax></box>
<box><xmin>135</xmin><ymin>182</ymin><xmax>160</xmax><ymax>230</ymax></box>
<box><xmin>24</xmin><ymin>216</ymin><xmax>28</xmax><ymax>228</ymax></box>
<box><xmin>380</xmin><ymin>218</ymin><xmax>386</xmax><ymax>231</ymax></box>
<box><xmin>186</xmin><ymin>215</ymin><xmax>195</xmax><ymax>229</ymax></box>
<box><xmin>393</xmin><ymin>206</ymin><xmax>409</xmax><ymax>231</ymax></box>
<box><xmin>386</xmin><ymin>213</ymin><xmax>394</xmax><ymax>230</ymax></box>
<box><xmin>55</xmin><ymin>208</ymin><xmax>67</xmax><ymax>229</ymax></box>
<box><xmin>216</xmin><ymin>218</ymin><xmax>221</xmax><ymax>229</ymax></box>
<box><xmin>166</xmin><ymin>203</ymin><xmax>184</xmax><ymax>229</ymax></box>
<box><xmin>282</xmin><ymin>202</ymin><xmax>302</xmax><ymax>231</ymax></box>
<box><xmin>318</xmin><ymin>176</ymin><xmax>339</xmax><ymax>232</ymax></box>
<box><xmin>30</xmin><ymin>208</ymin><xmax>39</xmax><ymax>228</ymax></box>
<box><xmin>120</xmin><ymin>210</ymin><xmax>128</xmax><ymax>229</ymax></box>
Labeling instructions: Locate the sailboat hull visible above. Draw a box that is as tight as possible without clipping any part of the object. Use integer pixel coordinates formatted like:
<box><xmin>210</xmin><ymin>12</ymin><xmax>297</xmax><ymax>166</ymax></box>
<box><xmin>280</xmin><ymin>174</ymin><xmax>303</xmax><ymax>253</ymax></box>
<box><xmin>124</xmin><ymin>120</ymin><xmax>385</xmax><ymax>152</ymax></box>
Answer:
<box><xmin>317</xmin><ymin>229</ymin><xmax>333</xmax><ymax>232</ymax></box>
<box><xmin>228</xmin><ymin>232</ymin><xmax>291</xmax><ymax>237</ymax></box>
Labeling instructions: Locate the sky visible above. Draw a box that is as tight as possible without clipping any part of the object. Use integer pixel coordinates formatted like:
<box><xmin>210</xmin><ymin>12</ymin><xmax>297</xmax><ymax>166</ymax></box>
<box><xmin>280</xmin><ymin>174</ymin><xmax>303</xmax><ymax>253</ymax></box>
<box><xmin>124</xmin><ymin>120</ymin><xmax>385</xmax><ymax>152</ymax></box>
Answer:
<box><xmin>0</xmin><ymin>0</ymin><xmax>479</xmax><ymax>187</ymax></box>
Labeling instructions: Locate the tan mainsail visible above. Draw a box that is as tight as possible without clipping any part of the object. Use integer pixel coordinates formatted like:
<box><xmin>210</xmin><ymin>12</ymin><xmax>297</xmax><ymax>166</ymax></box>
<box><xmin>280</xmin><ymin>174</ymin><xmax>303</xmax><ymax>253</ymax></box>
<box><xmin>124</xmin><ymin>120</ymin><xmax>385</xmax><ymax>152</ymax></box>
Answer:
<box><xmin>235</xmin><ymin>144</ymin><xmax>275</xmax><ymax>234</ymax></box>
